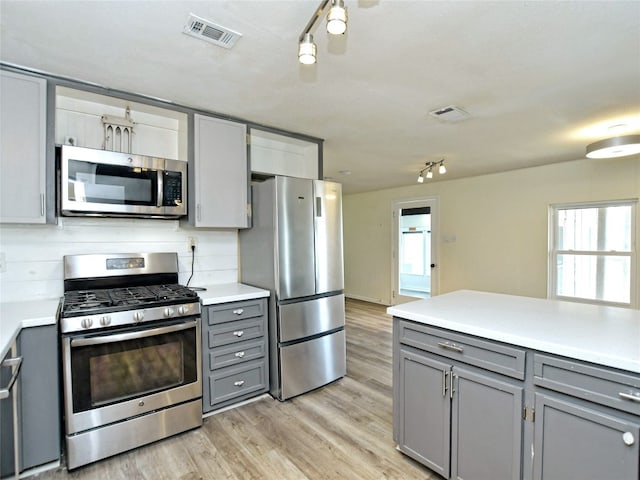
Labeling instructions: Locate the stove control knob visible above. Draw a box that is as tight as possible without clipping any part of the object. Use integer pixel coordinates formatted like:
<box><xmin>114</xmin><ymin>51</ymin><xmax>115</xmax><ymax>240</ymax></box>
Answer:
<box><xmin>177</xmin><ymin>306</ymin><xmax>187</xmax><ymax>315</ymax></box>
<box><xmin>164</xmin><ymin>308</ymin><xmax>173</xmax><ymax>318</ymax></box>
<box><xmin>81</xmin><ymin>318</ymin><xmax>93</xmax><ymax>329</ymax></box>
<box><xmin>134</xmin><ymin>311</ymin><xmax>145</xmax><ymax>322</ymax></box>
<box><xmin>100</xmin><ymin>315</ymin><xmax>111</xmax><ymax>327</ymax></box>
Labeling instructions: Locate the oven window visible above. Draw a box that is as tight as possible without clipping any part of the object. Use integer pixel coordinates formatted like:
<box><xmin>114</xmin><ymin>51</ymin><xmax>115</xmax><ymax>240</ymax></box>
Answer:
<box><xmin>70</xmin><ymin>325</ymin><xmax>197</xmax><ymax>413</ymax></box>
<box><xmin>68</xmin><ymin>159</ymin><xmax>157</xmax><ymax>206</ymax></box>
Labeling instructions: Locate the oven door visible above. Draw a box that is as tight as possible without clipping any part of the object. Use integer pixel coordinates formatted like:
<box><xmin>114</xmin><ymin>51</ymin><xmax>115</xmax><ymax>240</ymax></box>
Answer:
<box><xmin>62</xmin><ymin>318</ymin><xmax>201</xmax><ymax>435</ymax></box>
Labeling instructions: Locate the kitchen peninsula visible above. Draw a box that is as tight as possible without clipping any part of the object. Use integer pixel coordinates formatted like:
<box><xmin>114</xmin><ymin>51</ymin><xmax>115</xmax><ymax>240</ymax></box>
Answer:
<box><xmin>388</xmin><ymin>290</ymin><xmax>640</xmax><ymax>480</ymax></box>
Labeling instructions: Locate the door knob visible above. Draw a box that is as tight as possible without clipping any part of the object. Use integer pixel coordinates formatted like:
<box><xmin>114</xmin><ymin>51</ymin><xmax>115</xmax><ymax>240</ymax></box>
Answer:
<box><xmin>622</xmin><ymin>432</ymin><xmax>635</xmax><ymax>446</ymax></box>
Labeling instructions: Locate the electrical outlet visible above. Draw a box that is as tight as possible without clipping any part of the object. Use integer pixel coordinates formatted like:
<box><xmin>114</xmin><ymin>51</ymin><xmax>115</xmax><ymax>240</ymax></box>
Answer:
<box><xmin>0</xmin><ymin>252</ymin><xmax>6</xmax><ymax>273</ymax></box>
<box><xmin>188</xmin><ymin>237</ymin><xmax>197</xmax><ymax>250</ymax></box>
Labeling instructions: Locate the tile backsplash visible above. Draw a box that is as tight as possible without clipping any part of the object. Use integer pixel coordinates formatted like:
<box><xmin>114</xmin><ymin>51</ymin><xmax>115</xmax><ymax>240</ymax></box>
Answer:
<box><xmin>0</xmin><ymin>217</ymin><xmax>238</xmax><ymax>303</ymax></box>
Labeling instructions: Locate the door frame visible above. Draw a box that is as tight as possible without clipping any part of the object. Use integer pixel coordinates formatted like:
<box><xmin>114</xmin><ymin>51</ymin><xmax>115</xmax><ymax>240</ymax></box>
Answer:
<box><xmin>391</xmin><ymin>196</ymin><xmax>439</xmax><ymax>305</ymax></box>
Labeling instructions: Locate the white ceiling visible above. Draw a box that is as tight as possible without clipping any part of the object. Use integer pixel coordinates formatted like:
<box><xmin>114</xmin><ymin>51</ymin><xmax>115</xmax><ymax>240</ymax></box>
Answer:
<box><xmin>1</xmin><ymin>1</ymin><xmax>639</xmax><ymax>194</ymax></box>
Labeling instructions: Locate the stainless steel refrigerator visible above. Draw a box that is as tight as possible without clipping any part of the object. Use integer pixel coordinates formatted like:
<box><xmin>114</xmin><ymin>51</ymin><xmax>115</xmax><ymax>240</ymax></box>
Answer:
<box><xmin>239</xmin><ymin>176</ymin><xmax>346</xmax><ymax>400</ymax></box>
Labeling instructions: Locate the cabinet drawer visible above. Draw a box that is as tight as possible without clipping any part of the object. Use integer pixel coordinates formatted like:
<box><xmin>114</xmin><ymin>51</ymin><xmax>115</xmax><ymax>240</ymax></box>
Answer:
<box><xmin>398</xmin><ymin>320</ymin><xmax>525</xmax><ymax>380</ymax></box>
<box><xmin>534</xmin><ymin>354</ymin><xmax>640</xmax><ymax>415</ymax></box>
<box><xmin>208</xmin><ymin>317</ymin><xmax>265</xmax><ymax>348</ymax></box>
<box><xmin>208</xmin><ymin>340</ymin><xmax>265</xmax><ymax>371</ymax></box>
<box><xmin>207</xmin><ymin>360</ymin><xmax>267</xmax><ymax>406</ymax></box>
<box><xmin>206</xmin><ymin>299</ymin><xmax>264</xmax><ymax>325</ymax></box>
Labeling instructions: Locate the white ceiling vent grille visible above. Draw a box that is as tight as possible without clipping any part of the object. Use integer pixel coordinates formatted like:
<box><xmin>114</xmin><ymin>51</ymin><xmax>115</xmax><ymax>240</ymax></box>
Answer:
<box><xmin>183</xmin><ymin>14</ymin><xmax>242</xmax><ymax>49</ymax></box>
<box><xmin>428</xmin><ymin>105</ymin><xmax>470</xmax><ymax>123</ymax></box>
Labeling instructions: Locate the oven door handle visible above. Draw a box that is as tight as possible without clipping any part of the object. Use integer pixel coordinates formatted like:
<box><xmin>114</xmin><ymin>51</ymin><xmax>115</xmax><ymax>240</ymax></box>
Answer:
<box><xmin>70</xmin><ymin>320</ymin><xmax>197</xmax><ymax>347</ymax></box>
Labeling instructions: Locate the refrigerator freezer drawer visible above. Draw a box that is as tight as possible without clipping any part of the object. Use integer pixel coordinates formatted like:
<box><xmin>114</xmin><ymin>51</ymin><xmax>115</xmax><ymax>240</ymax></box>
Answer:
<box><xmin>278</xmin><ymin>293</ymin><xmax>345</xmax><ymax>343</ymax></box>
<box><xmin>279</xmin><ymin>330</ymin><xmax>346</xmax><ymax>400</ymax></box>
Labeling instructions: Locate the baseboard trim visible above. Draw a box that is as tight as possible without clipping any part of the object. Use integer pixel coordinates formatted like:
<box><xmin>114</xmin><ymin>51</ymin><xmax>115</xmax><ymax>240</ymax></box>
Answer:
<box><xmin>345</xmin><ymin>293</ymin><xmax>389</xmax><ymax>306</ymax></box>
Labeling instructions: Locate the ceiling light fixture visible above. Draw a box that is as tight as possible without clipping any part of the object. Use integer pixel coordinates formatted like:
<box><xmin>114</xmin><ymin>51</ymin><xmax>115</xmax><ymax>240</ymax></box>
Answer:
<box><xmin>417</xmin><ymin>160</ymin><xmax>447</xmax><ymax>183</ymax></box>
<box><xmin>298</xmin><ymin>33</ymin><xmax>317</xmax><ymax>65</ymax></box>
<box><xmin>298</xmin><ymin>0</ymin><xmax>348</xmax><ymax>65</ymax></box>
<box><xmin>326</xmin><ymin>0</ymin><xmax>348</xmax><ymax>35</ymax></box>
<box><xmin>585</xmin><ymin>134</ymin><xmax>640</xmax><ymax>159</ymax></box>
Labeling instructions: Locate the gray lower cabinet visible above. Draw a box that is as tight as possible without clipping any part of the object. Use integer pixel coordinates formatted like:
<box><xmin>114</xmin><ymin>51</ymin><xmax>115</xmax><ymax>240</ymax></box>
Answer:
<box><xmin>532</xmin><ymin>354</ymin><xmax>640</xmax><ymax>480</ymax></box>
<box><xmin>1</xmin><ymin>326</ymin><xmax>60</xmax><ymax>478</ymax></box>
<box><xmin>394</xmin><ymin>317</ymin><xmax>640</xmax><ymax>480</ymax></box>
<box><xmin>397</xmin><ymin>345</ymin><xmax>523</xmax><ymax>480</ymax></box>
<box><xmin>202</xmin><ymin>298</ymin><xmax>269</xmax><ymax>412</ymax></box>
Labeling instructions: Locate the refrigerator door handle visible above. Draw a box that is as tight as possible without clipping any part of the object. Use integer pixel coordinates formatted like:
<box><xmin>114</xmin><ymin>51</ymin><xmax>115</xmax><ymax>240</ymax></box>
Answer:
<box><xmin>316</xmin><ymin>197</ymin><xmax>322</xmax><ymax>217</ymax></box>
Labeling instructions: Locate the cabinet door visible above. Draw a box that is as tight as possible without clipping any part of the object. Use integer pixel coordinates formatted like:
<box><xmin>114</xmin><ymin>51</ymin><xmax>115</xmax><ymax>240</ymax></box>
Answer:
<box><xmin>192</xmin><ymin>114</ymin><xmax>248</xmax><ymax>228</ymax></box>
<box><xmin>451</xmin><ymin>367</ymin><xmax>523</xmax><ymax>480</ymax></box>
<box><xmin>18</xmin><ymin>326</ymin><xmax>60</xmax><ymax>471</ymax></box>
<box><xmin>0</xmin><ymin>70</ymin><xmax>47</xmax><ymax>224</ymax></box>
<box><xmin>398</xmin><ymin>349</ymin><xmax>451</xmax><ymax>478</ymax></box>
<box><xmin>533</xmin><ymin>393</ymin><xmax>640</xmax><ymax>480</ymax></box>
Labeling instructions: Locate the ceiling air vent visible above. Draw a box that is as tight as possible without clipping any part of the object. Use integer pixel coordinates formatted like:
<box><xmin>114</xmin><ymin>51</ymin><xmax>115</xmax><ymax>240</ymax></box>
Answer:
<box><xmin>183</xmin><ymin>14</ymin><xmax>242</xmax><ymax>49</ymax></box>
<box><xmin>428</xmin><ymin>105</ymin><xmax>470</xmax><ymax>123</ymax></box>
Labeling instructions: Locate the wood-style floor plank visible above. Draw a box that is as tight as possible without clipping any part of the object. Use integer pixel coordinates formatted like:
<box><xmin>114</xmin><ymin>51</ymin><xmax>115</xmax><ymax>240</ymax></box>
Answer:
<box><xmin>34</xmin><ymin>299</ymin><xmax>435</xmax><ymax>480</ymax></box>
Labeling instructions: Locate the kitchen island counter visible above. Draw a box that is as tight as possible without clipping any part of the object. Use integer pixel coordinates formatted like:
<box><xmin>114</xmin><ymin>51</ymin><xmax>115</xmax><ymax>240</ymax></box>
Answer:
<box><xmin>387</xmin><ymin>289</ymin><xmax>640</xmax><ymax>373</ymax></box>
<box><xmin>197</xmin><ymin>282</ymin><xmax>269</xmax><ymax>306</ymax></box>
<box><xmin>0</xmin><ymin>298</ymin><xmax>59</xmax><ymax>359</ymax></box>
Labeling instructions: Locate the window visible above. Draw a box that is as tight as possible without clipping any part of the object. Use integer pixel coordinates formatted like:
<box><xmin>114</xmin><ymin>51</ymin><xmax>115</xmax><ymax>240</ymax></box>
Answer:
<box><xmin>549</xmin><ymin>200</ymin><xmax>636</xmax><ymax>307</ymax></box>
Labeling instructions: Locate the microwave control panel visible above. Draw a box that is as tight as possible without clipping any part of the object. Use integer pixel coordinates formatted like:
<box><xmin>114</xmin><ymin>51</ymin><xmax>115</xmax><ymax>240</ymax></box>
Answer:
<box><xmin>163</xmin><ymin>171</ymin><xmax>183</xmax><ymax>207</ymax></box>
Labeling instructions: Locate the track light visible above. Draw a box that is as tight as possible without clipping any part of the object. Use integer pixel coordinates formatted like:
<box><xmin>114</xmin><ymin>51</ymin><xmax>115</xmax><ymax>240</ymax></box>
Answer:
<box><xmin>327</xmin><ymin>0</ymin><xmax>348</xmax><ymax>35</ymax></box>
<box><xmin>298</xmin><ymin>0</ymin><xmax>349</xmax><ymax>65</ymax></box>
<box><xmin>298</xmin><ymin>33</ymin><xmax>317</xmax><ymax>65</ymax></box>
<box><xmin>586</xmin><ymin>134</ymin><xmax>640</xmax><ymax>159</ymax></box>
<box><xmin>417</xmin><ymin>159</ymin><xmax>447</xmax><ymax>183</ymax></box>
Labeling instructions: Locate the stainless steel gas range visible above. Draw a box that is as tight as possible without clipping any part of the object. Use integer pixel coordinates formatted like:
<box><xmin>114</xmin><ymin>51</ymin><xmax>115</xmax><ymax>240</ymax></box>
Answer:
<box><xmin>58</xmin><ymin>252</ymin><xmax>202</xmax><ymax>470</ymax></box>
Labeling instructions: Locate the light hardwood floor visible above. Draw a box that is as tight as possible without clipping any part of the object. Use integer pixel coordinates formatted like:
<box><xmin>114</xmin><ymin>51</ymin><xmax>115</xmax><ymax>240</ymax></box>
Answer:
<box><xmin>36</xmin><ymin>299</ymin><xmax>435</xmax><ymax>480</ymax></box>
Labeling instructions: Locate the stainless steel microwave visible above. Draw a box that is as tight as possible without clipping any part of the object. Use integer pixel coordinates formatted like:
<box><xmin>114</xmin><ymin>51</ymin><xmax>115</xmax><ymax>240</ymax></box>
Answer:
<box><xmin>58</xmin><ymin>145</ymin><xmax>187</xmax><ymax>219</ymax></box>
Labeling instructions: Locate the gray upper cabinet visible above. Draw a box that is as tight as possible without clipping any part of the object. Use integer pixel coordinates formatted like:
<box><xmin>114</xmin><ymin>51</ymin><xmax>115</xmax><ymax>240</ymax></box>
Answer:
<box><xmin>190</xmin><ymin>114</ymin><xmax>249</xmax><ymax>228</ymax></box>
<box><xmin>0</xmin><ymin>70</ymin><xmax>47</xmax><ymax>224</ymax></box>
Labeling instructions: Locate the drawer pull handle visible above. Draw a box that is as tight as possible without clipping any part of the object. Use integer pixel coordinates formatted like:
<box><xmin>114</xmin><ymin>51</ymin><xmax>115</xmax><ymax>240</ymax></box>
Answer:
<box><xmin>622</xmin><ymin>432</ymin><xmax>635</xmax><ymax>446</ymax></box>
<box><xmin>0</xmin><ymin>357</ymin><xmax>22</xmax><ymax>400</ymax></box>
<box><xmin>234</xmin><ymin>380</ymin><xmax>245</xmax><ymax>387</ymax></box>
<box><xmin>233</xmin><ymin>309</ymin><xmax>244</xmax><ymax>315</ymax></box>
<box><xmin>235</xmin><ymin>351</ymin><xmax>246</xmax><ymax>358</ymax></box>
<box><xmin>619</xmin><ymin>392</ymin><xmax>640</xmax><ymax>403</ymax></box>
<box><xmin>437</xmin><ymin>342</ymin><xmax>464</xmax><ymax>354</ymax></box>
<box><xmin>233</xmin><ymin>330</ymin><xmax>244</xmax><ymax>337</ymax></box>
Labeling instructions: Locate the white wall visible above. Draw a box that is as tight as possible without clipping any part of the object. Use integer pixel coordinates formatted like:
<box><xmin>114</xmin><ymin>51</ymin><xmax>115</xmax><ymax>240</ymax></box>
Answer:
<box><xmin>343</xmin><ymin>156</ymin><xmax>640</xmax><ymax>306</ymax></box>
<box><xmin>0</xmin><ymin>217</ymin><xmax>238</xmax><ymax>302</ymax></box>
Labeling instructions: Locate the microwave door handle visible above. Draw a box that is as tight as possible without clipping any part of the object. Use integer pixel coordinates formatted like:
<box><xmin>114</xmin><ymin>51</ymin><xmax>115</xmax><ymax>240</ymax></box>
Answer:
<box><xmin>157</xmin><ymin>170</ymin><xmax>164</xmax><ymax>207</ymax></box>
<box><xmin>70</xmin><ymin>320</ymin><xmax>197</xmax><ymax>347</ymax></box>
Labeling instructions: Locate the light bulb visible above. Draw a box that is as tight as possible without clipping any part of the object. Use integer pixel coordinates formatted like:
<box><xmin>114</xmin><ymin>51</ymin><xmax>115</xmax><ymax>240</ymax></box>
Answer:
<box><xmin>426</xmin><ymin>169</ymin><xmax>433</xmax><ymax>179</ymax></box>
<box><xmin>327</xmin><ymin>1</ymin><xmax>347</xmax><ymax>35</ymax></box>
<box><xmin>417</xmin><ymin>174</ymin><xmax>424</xmax><ymax>183</ymax></box>
<box><xmin>439</xmin><ymin>163</ymin><xmax>446</xmax><ymax>174</ymax></box>
<box><xmin>298</xmin><ymin>33</ymin><xmax>317</xmax><ymax>65</ymax></box>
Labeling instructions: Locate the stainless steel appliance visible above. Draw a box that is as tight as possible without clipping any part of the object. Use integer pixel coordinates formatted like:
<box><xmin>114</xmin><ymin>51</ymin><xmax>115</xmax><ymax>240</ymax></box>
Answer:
<box><xmin>58</xmin><ymin>145</ymin><xmax>187</xmax><ymax>218</ymax></box>
<box><xmin>59</xmin><ymin>252</ymin><xmax>202</xmax><ymax>470</ymax></box>
<box><xmin>239</xmin><ymin>176</ymin><xmax>346</xmax><ymax>400</ymax></box>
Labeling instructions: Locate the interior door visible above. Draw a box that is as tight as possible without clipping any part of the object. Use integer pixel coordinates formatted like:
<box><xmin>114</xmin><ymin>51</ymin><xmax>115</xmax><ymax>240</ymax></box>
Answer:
<box><xmin>392</xmin><ymin>197</ymin><xmax>438</xmax><ymax>304</ymax></box>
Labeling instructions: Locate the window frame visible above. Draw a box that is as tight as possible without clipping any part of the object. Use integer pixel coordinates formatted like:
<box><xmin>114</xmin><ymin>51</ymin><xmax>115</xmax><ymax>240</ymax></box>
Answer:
<box><xmin>548</xmin><ymin>199</ymin><xmax>638</xmax><ymax>309</ymax></box>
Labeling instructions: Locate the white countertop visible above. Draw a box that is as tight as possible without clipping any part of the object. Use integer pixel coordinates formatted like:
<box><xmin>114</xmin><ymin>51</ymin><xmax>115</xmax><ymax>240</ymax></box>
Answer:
<box><xmin>387</xmin><ymin>290</ymin><xmax>640</xmax><ymax>374</ymax></box>
<box><xmin>0</xmin><ymin>298</ymin><xmax>60</xmax><ymax>359</ymax></box>
<box><xmin>196</xmin><ymin>283</ymin><xmax>270</xmax><ymax>306</ymax></box>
